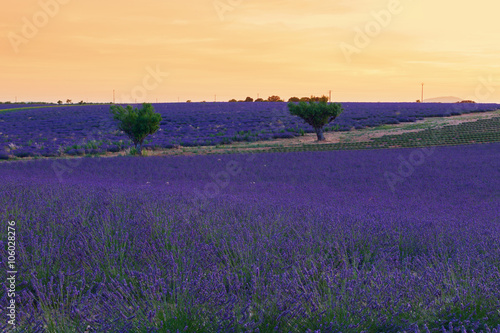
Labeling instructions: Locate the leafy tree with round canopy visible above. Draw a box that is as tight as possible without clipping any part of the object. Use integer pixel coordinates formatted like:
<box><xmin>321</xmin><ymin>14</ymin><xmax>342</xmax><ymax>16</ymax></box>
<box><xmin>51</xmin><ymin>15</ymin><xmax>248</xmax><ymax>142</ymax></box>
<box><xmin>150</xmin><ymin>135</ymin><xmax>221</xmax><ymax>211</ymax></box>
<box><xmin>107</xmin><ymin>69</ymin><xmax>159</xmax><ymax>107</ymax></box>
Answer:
<box><xmin>288</xmin><ymin>100</ymin><xmax>343</xmax><ymax>141</ymax></box>
<box><xmin>110</xmin><ymin>103</ymin><xmax>162</xmax><ymax>155</ymax></box>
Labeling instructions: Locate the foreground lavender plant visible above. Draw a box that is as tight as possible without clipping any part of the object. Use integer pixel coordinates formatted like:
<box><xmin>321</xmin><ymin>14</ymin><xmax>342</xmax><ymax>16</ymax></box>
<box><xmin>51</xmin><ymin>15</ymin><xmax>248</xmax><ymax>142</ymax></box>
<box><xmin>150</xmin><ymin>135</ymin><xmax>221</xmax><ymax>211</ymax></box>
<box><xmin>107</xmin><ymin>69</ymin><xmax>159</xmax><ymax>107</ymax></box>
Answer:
<box><xmin>0</xmin><ymin>143</ymin><xmax>499</xmax><ymax>332</ymax></box>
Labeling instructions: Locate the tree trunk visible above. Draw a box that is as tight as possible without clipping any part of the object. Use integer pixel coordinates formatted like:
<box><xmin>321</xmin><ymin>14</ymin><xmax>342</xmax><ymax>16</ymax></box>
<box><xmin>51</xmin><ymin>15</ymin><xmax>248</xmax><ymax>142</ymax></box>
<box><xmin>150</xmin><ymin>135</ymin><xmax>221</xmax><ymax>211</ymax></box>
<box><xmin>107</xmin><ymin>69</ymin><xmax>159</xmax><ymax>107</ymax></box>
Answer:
<box><xmin>135</xmin><ymin>142</ymin><xmax>142</xmax><ymax>156</ymax></box>
<box><xmin>315</xmin><ymin>127</ymin><xmax>325</xmax><ymax>141</ymax></box>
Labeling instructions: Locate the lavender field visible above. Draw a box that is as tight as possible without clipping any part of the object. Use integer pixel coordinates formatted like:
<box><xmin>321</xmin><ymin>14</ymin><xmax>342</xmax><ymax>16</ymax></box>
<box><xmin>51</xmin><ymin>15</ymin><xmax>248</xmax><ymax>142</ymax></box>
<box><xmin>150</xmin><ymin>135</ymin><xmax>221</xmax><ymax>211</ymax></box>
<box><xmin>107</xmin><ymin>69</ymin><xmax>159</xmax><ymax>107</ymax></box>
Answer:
<box><xmin>1</xmin><ymin>143</ymin><xmax>499</xmax><ymax>332</ymax></box>
<box><xmin>0</xmin><ymin>104</ymin><xmax>53</xmax><ymax>111</ymax></box>
<box><xmin>1</xmin><ymin>102</ymin><xmax>499</xmax><ymax>158</ymax></box>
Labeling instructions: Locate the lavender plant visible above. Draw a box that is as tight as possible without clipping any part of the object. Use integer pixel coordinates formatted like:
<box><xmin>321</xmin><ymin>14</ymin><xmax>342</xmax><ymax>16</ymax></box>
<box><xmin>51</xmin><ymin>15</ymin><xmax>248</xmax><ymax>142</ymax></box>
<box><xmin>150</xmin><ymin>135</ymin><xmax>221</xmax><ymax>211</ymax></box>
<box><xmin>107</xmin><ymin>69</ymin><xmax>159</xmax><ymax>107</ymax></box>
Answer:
<box><xmin>1</xmin><ymin>143</ymin><xmax>499</xmax><ymax>332</ymax></box>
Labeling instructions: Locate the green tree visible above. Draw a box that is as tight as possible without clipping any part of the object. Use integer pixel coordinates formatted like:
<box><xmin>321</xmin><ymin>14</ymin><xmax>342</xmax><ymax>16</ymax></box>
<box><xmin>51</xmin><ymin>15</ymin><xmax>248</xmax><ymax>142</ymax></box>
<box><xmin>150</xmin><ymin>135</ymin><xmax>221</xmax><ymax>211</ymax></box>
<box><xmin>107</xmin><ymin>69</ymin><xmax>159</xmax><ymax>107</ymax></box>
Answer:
<box><xmin>288</xmin><ymin>97</ymin><xmax>300</xmax><ymax>102</ymax></box>
<box><xmin>288</xmin><ymin>100</ymin><xmax>343</xmax><ymax>141</ymax></box>
<box><xmin>110</xmin><ymin>103</ymin><xmax>162</xmax><ymax>155</ymax></box>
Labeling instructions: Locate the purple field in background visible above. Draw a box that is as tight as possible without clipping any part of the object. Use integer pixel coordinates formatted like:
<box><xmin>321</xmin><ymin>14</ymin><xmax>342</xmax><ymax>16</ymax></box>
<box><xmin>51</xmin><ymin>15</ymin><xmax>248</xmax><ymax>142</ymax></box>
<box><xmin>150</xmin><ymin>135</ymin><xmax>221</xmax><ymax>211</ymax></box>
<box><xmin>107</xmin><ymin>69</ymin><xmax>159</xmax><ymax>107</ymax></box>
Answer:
<box><xmin>0</xmin><ymin>102</ymin><xmax>499</xmax><ymax>158</ymax></box>
<box><xmin>0</xmin><ymin>103</ymin><xmax>52</xmax><ymax>110</ymax></box>
<box><xmin>1</xmin><ymin>143</ymin><xmax>499</xmax><ymax>331</ymax></box>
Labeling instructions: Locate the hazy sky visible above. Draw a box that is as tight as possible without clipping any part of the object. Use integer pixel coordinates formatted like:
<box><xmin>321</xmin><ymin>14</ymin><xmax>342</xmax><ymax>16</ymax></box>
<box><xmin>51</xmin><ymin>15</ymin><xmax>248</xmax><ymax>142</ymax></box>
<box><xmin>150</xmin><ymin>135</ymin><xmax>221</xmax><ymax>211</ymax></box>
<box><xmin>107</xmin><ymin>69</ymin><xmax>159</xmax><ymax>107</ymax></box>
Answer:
<box><xmin>1</xmin><ymin>0</ymin><xmax>499</xmax><ymax>103</ymax></box>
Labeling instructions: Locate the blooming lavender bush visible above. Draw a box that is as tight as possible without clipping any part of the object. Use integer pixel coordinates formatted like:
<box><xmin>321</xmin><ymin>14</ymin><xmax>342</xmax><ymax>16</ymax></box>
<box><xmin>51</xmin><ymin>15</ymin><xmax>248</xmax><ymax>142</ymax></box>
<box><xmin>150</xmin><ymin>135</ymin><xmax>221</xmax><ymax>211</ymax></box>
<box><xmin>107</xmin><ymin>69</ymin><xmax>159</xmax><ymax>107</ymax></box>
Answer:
<box><xmin>1</xmin><ymin>143</ymin><xmax>499</xmax><ymax>332</ymax></box>
<box><xmin>0</xmin><ymin>102</ymin><xmax>499</xmax><ymax>157</ymax></box>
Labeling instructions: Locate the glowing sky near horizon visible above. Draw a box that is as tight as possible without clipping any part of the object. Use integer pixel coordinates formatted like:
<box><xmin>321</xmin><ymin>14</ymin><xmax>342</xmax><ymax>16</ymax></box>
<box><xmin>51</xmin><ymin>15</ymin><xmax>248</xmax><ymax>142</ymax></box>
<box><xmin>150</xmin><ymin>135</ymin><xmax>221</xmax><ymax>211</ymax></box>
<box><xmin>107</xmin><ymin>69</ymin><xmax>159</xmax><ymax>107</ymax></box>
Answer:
<box><xmin>1</xmin><ymin>0</ymin><xmax>499</xmax><ymax>103</ymax></box>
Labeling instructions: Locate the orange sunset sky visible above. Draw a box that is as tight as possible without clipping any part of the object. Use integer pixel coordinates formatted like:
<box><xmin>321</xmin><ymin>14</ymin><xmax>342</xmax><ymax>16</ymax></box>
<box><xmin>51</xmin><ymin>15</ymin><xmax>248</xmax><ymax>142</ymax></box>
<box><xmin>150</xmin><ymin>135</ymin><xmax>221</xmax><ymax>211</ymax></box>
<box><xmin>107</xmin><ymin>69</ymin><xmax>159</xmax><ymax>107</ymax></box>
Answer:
<box><xmin>1</xmin><ymin>0</ymin><xmax>499</xmax><ymax>103</ymax></box>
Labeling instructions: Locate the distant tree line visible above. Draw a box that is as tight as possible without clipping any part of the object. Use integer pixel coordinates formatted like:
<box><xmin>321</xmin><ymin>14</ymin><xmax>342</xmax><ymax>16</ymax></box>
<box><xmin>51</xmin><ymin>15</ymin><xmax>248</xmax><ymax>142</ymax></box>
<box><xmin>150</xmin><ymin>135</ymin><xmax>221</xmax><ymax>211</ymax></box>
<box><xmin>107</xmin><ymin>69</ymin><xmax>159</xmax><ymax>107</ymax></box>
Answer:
<box><xmin>227</xmin><ymin>95</ymin><xmax>329</xmax><ymax>103</ymax></box>
<box><xmin>288</xmin><ymin>95</ymin><xmax>329</xmax><ymax>103</ymax></box>
<box><xmin>0</xmin><ymin>101</ymin><xmax>55</xmax><ymax>105</ymax></box>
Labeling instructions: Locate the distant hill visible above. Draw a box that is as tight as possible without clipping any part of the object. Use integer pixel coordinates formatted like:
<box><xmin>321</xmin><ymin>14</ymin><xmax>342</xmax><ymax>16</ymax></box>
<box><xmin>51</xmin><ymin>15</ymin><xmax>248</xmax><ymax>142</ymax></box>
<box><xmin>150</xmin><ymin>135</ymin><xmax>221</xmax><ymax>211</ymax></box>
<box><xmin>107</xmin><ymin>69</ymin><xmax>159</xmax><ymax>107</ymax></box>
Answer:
<box><xmin>424</xmin><ymin>96</ymin><xmax>464</xmax><ymax>103</ymax></box>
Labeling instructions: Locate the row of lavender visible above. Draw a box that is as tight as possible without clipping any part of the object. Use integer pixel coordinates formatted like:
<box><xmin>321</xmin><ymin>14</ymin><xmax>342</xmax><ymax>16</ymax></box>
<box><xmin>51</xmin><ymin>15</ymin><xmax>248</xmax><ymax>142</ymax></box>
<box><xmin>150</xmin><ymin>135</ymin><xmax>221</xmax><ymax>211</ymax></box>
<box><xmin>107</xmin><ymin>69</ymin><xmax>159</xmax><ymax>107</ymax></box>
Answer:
<box><xmin>0</xmin><ymin>104</ymin><xmax>52</xmax><ymax>110</ymax></box>
<box><xmin>1</xmin><ymin>102</ymin><xmax>499</xmax><ymax>158</ymax></box>
<box><xmin>1</xmin><ymin>144</ymin><xmax>499</xmax><ymax>331</ymax></box>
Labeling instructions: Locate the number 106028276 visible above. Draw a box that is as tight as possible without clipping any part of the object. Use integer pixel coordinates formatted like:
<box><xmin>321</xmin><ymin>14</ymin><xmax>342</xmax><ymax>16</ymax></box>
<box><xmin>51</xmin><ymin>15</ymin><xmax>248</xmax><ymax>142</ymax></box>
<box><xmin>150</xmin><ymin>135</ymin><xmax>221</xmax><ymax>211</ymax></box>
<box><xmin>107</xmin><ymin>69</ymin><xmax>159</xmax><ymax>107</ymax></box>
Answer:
<box><xmin>7</xmin><ymin>221</ymin><xmax>16</xmax><ymax>270</ymax></box>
